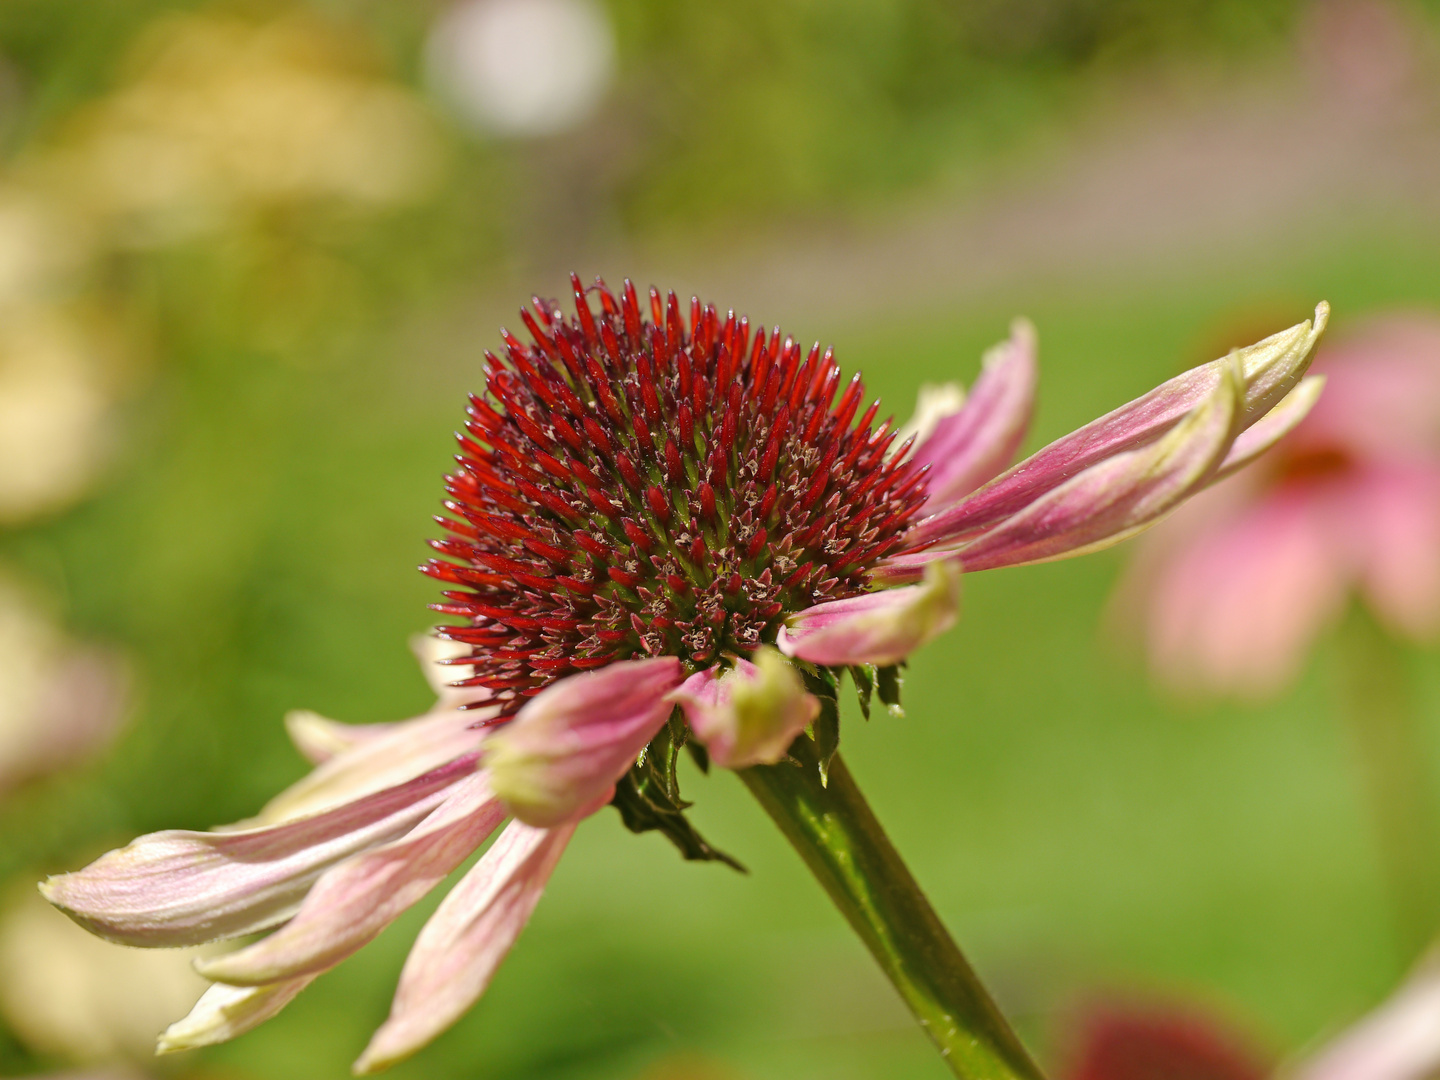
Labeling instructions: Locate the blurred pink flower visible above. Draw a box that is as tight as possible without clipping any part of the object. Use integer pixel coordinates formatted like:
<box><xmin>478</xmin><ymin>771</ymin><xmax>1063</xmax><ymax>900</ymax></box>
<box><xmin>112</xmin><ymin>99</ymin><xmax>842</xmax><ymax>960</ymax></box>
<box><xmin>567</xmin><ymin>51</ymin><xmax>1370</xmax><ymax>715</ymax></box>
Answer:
<box><xmin>42</xmin><ymin>282</ymin><xmax>1327</xmax><ymax>1071</ymax></box>
<box><xmin>1118</xmin><ymin>313</ymin><xmax>1440</xmax><ymax>696</ymax></box>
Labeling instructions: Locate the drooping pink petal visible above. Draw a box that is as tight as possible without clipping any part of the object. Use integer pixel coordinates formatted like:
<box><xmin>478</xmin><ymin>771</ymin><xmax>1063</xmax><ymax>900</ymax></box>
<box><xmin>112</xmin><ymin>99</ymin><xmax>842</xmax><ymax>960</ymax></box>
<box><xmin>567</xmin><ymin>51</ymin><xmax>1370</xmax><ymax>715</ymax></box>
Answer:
<box><xmin>256</xmin><ymin>705</ymin><xmax>491</xmax><ymax>825</ymax></box>
<box><xmin>669</xmin><ymin>650</ymin><xmax>819</xmax><ymax>768</ymax></box>
<box><xmin>942</xmin><ymin>358</ymin><xmax>1245</xmax><ymax>572</ymax></box>
<box><xmin>195</xmin><ymin>772</ymin><xmax>505</xmax><ymax>985</ymax></box>
<box><xmin>156</xmin><ymin>976</ymin><xmax>315</xmax><ymax>1054</ymax></box>
<box><xmin>1135</xmin><ymin>487</ymin><xmax>1348</xmax><ymax>697</ymax></box>
<box><xmin>484</xmin><ymin>657</ymin><xmax>683</xmax><ymax>827</ymax></box>
<box><xmin>40</xmin><ymin>754</ymin><xmax>478</xmax><ymax>948</ymax></box>
<box><xmin>352</xmin><ymin>819</ymin><xmax>575</xmax><ymax>1074</ymax></box>
<box><xmin>905</xmin><ymin>304</ymin><xmax>1327</xmax><ymax>549</ymax></box>
<box><xmin>778</xmin><ymin>560</ymin><xmax>961</xmax><ymax>666</ymax></box>
<box><xmin>1293</xmin><ymin>961</ymin><xmax>1440</xmax><ymax>1080</ymax></box>
<box><xmin>910</xmin><ymin>319</ymin><xmax>1038</xmax><ymax>509</ymax></box>
<box><xmin>1349</xmin><ymin>462</ymin><xmax>1440</xmax><ymax>640</ymax></box>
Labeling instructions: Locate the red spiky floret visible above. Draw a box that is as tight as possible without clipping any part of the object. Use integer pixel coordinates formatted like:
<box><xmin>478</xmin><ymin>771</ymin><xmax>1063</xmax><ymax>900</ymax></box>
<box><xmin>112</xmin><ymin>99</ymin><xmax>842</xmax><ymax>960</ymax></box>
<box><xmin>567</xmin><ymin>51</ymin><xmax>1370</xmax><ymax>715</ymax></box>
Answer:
<box><xmin>425</xmin><ymin>275</ymin><xmax>930</xmax><ymax>715</ymax></box>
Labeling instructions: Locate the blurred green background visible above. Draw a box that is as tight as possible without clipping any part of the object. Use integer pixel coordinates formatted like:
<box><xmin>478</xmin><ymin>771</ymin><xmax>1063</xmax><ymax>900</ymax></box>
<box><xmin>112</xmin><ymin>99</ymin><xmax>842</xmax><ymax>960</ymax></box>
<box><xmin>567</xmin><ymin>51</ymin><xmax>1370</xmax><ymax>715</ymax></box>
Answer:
<box><xmin>2</xmin><ymin>0</ymin><xmax>1440</xmax><ymax>1077</ymax></box>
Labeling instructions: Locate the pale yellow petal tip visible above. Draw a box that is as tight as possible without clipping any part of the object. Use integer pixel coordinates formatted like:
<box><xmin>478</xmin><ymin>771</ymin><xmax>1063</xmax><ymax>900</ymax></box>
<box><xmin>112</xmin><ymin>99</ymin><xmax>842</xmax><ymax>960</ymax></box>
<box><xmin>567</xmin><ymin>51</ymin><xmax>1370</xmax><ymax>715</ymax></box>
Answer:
<box><xmin>352</xmin><ymin>1039</ymin><xmax>403</xmax><ymax>1075</ymax></box>
<box><xmin>155</xmin><ymin>1032</ymin><xmax>189</xmax><ymax>1056</ymax></box>
<box><xmin>35</xmin><ymin>877</ymin><xmax>58</xmax><ymax>904</ymax></box>
<box><xmin>1008</xmin><ymin>316</ymin><xmax>1036</xmax><ymax>350</ymax></box>
<box><xmin>1313</xmin><ymin>300</ymin><xmax>1331</xmax><ymax>335</ymax></box>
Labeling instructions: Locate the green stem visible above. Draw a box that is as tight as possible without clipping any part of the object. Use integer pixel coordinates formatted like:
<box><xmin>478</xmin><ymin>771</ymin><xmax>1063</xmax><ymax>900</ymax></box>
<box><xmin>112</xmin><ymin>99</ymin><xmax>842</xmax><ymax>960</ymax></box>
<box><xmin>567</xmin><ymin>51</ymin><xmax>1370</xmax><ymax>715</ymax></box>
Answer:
<box><xmin>741</xmin><ymin>739</ymin><xmax>1045</xmax><ymax>1080</ymax></box>
<box><xmin>1338</xmin><ymin>609</ymin><xmax>1440</xmax><ymax>957</ymax></box>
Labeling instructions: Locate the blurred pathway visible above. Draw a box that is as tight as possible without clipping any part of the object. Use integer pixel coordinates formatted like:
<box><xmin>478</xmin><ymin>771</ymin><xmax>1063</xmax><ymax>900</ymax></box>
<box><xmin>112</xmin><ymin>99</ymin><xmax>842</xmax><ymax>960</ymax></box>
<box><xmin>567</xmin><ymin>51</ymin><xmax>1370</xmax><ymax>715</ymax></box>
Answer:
<box><xmin>424</xmin><ymin>0</ymin><xmax>1440</xmax><ymax>372</ymax></box>
<box><xmin>609</xmin><ymin>0</ymin><xmax>1440</xmax><ymax>327</ymax></box>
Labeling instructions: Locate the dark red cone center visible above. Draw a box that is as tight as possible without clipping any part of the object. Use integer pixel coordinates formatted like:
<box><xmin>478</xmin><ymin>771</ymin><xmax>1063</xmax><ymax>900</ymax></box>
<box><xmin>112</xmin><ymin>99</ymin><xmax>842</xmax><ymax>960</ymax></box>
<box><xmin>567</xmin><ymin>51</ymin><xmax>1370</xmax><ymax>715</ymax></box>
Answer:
<box><xmin>426</xmin><ymin>275</ymin><xmax>929</xmax><ymax>714</ymax></box>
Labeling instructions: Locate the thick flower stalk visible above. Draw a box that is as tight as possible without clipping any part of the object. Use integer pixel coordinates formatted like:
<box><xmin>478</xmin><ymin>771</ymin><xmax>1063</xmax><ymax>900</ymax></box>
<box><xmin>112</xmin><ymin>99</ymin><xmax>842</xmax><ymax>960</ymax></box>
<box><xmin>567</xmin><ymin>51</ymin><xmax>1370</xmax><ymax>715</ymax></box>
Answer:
<box><xmin>42</xmin><ymin>277</ymin><xmax>1327</xmax><ymax>1077</ymax></box>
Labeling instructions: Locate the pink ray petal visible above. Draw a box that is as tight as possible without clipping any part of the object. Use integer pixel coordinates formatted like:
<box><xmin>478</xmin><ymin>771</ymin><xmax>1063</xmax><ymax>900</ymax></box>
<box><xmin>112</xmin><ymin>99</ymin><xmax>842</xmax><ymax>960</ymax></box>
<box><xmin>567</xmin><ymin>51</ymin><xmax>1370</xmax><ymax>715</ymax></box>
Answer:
<box><xmin>283</xmin><ymin>710</ymin><xmax>401</xmax><ymax>765</ymax></box>
<box><xmin>911</xmin><ymin>319</ymin><xmax>1038</xmax><ymax>509</ymax></box>
<box><xmin>778</xmin><ymin>559</ymin><xmax>961</xmax><ymax>666</ymax></box>
<box><xmin>905</xmin><ymin>304</ymin><xmax>1327</xmax><ymax>549</ymax></box>
<box><xmin>484</xmin><ymin>656</ymin><xmax>683</xmax><ymax>827</ymax></box>
<box><xmin>39</xmin><ymin>754</ymin><xmax>478</xmax><ymax>947</ymax></box>
<box><xmin>1294</xmin><ymin>961</ymin><xmax>1440</xmax><ymax>1080</ymax></box>
<box><xmin>196</xmin><ymin>772</ymin><xmax>506</xmax><ymax>985</ymax></box>
<box><xmin>669</xmin><ymin>650</ymin><xmax>819</xmax><ymax>768</ymax></box>
<box><xmin>352</xmin><ymin>819</ymin><xmax>575</xmax><ymax>1074</ymax></box>
<box><xmin>256</xmin><ymin>705</ymin><xmax>491</xmax><ymax>825</ymax></box>
<box><xmin>156</xmin><ymin>975</ymin><xmax>315</xmax><ymax>1053</ymax></box>
<box><xmin>946</xmin><ymin>358</ymin><xmax>1245</xmax><ymax>572</ymax></box>
<box><xmin>1213</xmin><ymin>374</ymin><xmax>1326</xmax><ymax>481</ymax></box>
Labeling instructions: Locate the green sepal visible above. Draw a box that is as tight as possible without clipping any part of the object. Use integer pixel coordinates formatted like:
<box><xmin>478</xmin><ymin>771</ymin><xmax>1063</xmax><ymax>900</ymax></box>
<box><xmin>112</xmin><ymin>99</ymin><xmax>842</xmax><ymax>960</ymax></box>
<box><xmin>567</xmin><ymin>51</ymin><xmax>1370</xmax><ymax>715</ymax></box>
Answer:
<box><xmin>610</xmin><ymin>710</ymin><xmax>744</xmax><ymax>871</ymax></box>
<box><xmin>799</xmin><ymin>667</ymin><xmax>842</xmax><ymax>787</ymax></box>
<box><xmin>849</xmin><ymin>664</ymin><xmax>876</xmax><ymax>720</ymax></box>
<box><xmin>812</xmin><ymin>694</ymin><xmax>840</xmax><ymax>787</ymax></box>
<box><xmin>877</xmin><ymin>664</ymin><xmax>904</xmax><ymax>718</ymax></box>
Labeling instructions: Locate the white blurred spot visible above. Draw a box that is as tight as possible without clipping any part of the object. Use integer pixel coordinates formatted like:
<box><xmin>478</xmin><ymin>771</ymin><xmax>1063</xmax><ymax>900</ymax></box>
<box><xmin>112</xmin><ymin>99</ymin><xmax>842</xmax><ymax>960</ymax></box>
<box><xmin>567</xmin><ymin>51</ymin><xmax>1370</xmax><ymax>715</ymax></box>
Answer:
<box><xmin>426</xmin><ymin>0</ymin><xmax>616</xmax><ymax>137</ymax></box>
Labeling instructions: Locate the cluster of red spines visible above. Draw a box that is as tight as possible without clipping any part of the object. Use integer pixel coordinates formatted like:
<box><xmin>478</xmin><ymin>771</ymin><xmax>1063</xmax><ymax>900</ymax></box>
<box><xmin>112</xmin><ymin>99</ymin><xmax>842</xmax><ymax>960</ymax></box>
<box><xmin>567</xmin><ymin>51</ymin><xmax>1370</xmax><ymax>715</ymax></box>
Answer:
<box><xmin>425</xmin><ymin>274</ymin><xmax>929</xmax><ymax>715</ymax></box>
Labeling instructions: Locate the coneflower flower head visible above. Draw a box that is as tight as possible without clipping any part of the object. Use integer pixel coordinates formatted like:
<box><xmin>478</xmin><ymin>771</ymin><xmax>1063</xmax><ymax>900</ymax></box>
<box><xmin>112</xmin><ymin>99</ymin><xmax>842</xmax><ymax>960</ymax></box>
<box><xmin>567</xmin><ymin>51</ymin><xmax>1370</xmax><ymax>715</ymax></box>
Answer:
<box><xmin>37</xmin><ymin>281</ymin><xmax>1329</xmax><ymax>1074</ymax></box>
<box><xmin>425</xmin><ymin>273</ymin><xmax>927</xmax><ymax>704</ymax></box>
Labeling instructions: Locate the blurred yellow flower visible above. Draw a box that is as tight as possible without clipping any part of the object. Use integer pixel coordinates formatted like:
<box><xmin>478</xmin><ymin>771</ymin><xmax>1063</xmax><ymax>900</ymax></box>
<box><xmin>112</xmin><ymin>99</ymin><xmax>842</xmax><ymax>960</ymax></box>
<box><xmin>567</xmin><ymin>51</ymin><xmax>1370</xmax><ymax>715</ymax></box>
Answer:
<box><xmin>0</xmin><ymin>883</ymin><xmax>209</xmax><ymax>1064</ymax></box>
<box><xmin>43</xmin><ymin>11</ymin><xmax>443</xmax><ymax>246</ymax></box>
<box><xmin>0</xmin><ymin>308</ymin><xmax>119</xmax><ymax>525</ymax></box>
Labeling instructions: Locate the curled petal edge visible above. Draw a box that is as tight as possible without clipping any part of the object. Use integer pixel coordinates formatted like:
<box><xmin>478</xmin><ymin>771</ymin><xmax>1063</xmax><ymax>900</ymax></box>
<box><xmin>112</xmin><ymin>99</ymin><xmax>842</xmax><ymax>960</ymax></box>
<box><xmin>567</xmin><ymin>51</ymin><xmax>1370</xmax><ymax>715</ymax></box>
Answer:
<box><xmin>907</xmin><ymin>302</ymin><xmax>1328</xmax><ymax>549</ymax></box>
<box><xmin>910</xmin><ymin>318</ymin><xmax>1038</xmax><ymax>509</ymax></box>
<box><xmin>485</xmin><ymin>656</ymin><xmax>683</xmax><ymax>828</ymax></box>
<box><xmin>779</xmin><ymin>559</ymin><xmax>961</xmax><ymax>667</ymax></box>
<box><xmin>669</xmin><ymin>650</ymin><xmax>819</xmax><ymax>768</ymax></box>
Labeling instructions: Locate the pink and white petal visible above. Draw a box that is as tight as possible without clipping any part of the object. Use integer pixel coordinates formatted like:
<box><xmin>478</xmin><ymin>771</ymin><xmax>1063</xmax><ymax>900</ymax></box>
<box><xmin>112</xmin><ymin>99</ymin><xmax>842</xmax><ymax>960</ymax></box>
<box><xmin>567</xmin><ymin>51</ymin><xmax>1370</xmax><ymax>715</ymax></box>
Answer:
<box><xmin>779</xmin><ymin>559</ymin><xmax>960</xmax><ymax>667</ymax></box>
<box><xmin>906</xmin><ymin>305</ymin><xmax>1327</xmax><ymax>549</ymax></box>
<box><xmin>284</xmin><ymin>710</ymin><xmax>401</xmax><ymax>765</ymax></box>
<box><xmin>947</xmin><ymin>359</ymin><xmax>1245</xmax><ymax>572</ymax></box>
<box><xmin>412</xmin><ymin>633</ymin><xmax>489</xmax><ymax>710</ymax></box>
<box><xmin>485</xmin><ymin>657</ymin><xmax>683</xmax><ymax>828</ymax></box>
<box><xmin>196</xmin><ymin>772</ymin><xmax>506</xmax><ymax>985</ymax></box>
<box><xmin>40</xmin><ymin>754</ymin><xmax>478</xmax><ymax>947</ymax></box>
<box><xmin>896</xmin><ymin>383</ymin><xmax>966</xmax><ymax>449</ymax></box>
<box><xmin>1140</xmin><ymin>490</ymin><xmax>1347</xmax><ymax>697</ymax></box>
<box><xmin>911</xmin><ymin>319</ymin><xmax>1038</xmax><ymax>509</ymax></box>
<box><xmin>156</xmin><ymin>976</ymin><xmax>315</xmax><ymax>1053</ymax></box>
<box><xmin>1293</xmin><ymin>961</ymin><xmax>1440</xmax><ymax>1080</ymax></box>
<box><xmin>353</xmin><ymin>819</ymin><xmax>576</xmax><ymax>1074</ymax></box>
<box><xmin>670</xmin><ymin>650</ymin><xmax>818</xmax><ymax>768</ymax></box>
<box><xmin>256</xmin><ymin>705</ymin><xmax>492</xmax><ymax>826</ymax></box>
<box><xmin>1350</xmin><ymin>463</ymin><xmax>1440</xmax><ymax>640</ymax></box>
<box><xmin>1213</xmin><ymin>375</ymin><xmax>1326</xmax><ymax>481</ymax></box>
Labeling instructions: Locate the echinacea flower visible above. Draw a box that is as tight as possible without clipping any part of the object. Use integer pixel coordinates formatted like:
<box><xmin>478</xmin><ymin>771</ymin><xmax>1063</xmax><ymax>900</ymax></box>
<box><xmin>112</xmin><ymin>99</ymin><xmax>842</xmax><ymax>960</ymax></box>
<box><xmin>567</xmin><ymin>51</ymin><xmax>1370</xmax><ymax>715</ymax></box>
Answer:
<box><xmin>41</xmin><ymin>278</ymin><xmax>1327</xmax><ymax>1076</ymax></box>
<box><xmin>1116</xmin><ymin>312</ymin><xmax>1440</xmax><ymax>697</ymax></box>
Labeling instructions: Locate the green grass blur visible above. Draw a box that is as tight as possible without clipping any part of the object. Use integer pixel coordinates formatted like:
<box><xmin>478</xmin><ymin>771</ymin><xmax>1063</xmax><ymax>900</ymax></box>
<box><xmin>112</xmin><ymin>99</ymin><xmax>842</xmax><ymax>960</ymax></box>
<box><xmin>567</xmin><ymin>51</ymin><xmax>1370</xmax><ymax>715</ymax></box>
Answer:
<box><xmin>2</xmin><ymin>2</ymin><xmax>1440</xmax><ymax>1079</ymax></box>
